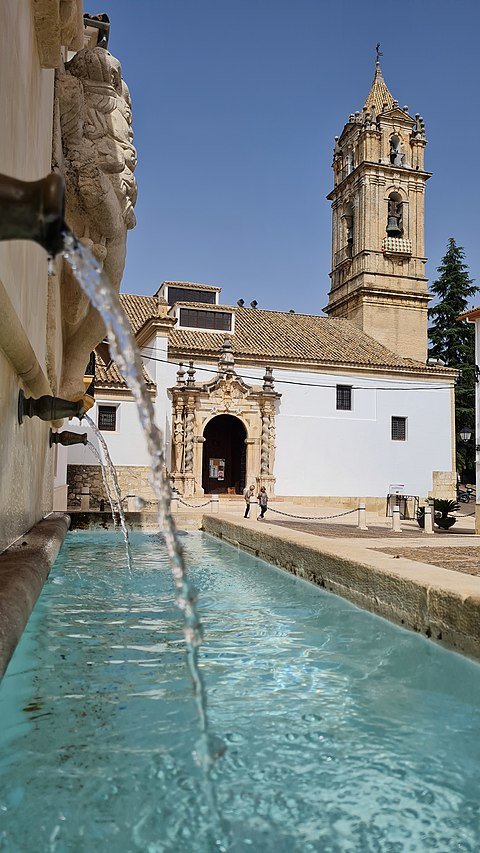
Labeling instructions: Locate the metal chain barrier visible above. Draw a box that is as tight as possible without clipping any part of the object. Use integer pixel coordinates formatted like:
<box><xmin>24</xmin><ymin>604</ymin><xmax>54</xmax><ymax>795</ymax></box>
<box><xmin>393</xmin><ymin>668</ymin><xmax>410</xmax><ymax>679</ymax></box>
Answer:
<box><xmin>178</xmin><ymin>497</ymin><xmax>212</xmax><ymax>508</ymax></box>
<box><xmin>266</xmin><ymin>506</ymin><xmax>360</xmax><ymax>522</ymax></box>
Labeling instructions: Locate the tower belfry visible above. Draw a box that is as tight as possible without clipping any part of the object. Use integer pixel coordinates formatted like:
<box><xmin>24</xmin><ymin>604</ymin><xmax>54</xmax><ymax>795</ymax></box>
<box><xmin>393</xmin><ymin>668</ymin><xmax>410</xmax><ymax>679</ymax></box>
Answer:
<box><xmin>324</xmin><ymin>52</ymin><xmax>431</xmax><ymax>362</ymax></box>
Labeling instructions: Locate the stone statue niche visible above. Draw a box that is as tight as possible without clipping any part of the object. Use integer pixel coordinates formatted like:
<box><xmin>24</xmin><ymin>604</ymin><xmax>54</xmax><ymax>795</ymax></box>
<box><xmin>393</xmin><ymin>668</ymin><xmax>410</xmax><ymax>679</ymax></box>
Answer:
<box><xmin>55</xmin><ymin>47</ymin><xmax>137</xmax><ymax>399</ymax></box>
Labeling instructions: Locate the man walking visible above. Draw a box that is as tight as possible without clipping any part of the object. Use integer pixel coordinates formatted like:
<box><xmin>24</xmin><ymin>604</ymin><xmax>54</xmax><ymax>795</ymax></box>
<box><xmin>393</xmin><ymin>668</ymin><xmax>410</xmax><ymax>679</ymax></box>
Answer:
<box><xmin>257</xmin><ymin>486</ymin><xmax>268</xmax><ymax>520</ymax></box>
<box><xmin>243</xmin><ymin>484</ymin><xmax>255</xmax><ymax>518</ymax></box>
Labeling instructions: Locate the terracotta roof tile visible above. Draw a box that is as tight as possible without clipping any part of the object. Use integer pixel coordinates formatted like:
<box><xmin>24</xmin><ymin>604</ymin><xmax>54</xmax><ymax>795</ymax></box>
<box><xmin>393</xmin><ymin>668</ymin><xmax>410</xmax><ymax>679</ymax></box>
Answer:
<box><xmin>119</xmin><ymin>295</ymin><xmax>451</xmax><ymax>375</ymax></box>
<box><xmin>161</xmin><ymin>281</ymin><xmax>221</xmax><ymax>292</ymax></box>
<box><xmin>120</xmin><ymin>294</ymin><xmax>157</xmax><ymax>335</ymax></box>
<box><xmin>168</xmin><ymin>303</ymin><xmax>438</xmax><ymax>372</ymax></box>
<box><xmin>95</xmin><ymin>349</ymin><xmax>156</xmax><ymax>391</ymax></box>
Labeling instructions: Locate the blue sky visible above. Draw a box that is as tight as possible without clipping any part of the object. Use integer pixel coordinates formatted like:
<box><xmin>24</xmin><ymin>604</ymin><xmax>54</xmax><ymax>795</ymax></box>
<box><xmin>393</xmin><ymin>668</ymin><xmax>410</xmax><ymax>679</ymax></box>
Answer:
<box><xmin>102</xmin><ymin>0</ymin><xmax>479</xmax><ymax>313</ymax></box>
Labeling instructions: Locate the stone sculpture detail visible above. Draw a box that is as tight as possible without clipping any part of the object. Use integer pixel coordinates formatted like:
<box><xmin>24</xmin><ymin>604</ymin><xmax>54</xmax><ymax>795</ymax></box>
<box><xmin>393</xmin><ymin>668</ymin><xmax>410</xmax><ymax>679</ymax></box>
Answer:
<box><xmin>55</xmin><ymin>46</ymin><xmax>137</xmax><ymax>399</ymax></box>
<box><xmin>260</xmin><ymin>410</ymin><xmax>270</xmax><ymax>476</ymax></box>
<box><xmin>173</xmin><ymin>402</ymin><xmax>185</xmax><ymax>474</ymax></box>
<box><xmin>184</xmin><ymin>401</ymin><xmax>195</xmax><ymax>474</ymax></box>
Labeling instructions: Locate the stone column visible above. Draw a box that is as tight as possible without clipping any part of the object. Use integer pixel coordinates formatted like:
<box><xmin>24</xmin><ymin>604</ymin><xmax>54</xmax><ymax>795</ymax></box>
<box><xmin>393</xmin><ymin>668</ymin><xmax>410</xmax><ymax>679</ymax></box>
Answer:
<box><xmin>183</xmin><ymin>396</ymin><xmax>196</xmax><ymax>497</ymax></box>
<box><xmin>260</xmin><ymin>408</ymin><xmax>270</xmax><ymax>476</ymax></box>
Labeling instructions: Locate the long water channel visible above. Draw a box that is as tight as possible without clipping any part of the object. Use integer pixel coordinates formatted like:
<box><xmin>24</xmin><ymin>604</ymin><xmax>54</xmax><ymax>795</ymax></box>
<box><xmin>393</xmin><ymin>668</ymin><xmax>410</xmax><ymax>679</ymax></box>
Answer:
<box><xmin>0</xmin><ymin>531</ymin><xmax>479</xmax><ymax>851</ymax></box>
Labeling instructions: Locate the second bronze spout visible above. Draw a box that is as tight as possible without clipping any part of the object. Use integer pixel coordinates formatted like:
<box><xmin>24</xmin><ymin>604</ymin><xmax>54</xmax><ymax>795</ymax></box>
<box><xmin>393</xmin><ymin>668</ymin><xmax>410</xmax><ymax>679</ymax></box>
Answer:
<box><xmin>49</xmin><ymin>430</ymin><xmax>88</xmax><ymax>447</ymax></box>
<box><xmin>0</xmin><ymin>173</ymin><xmax>65</xmax><ymax>255</ymax></box>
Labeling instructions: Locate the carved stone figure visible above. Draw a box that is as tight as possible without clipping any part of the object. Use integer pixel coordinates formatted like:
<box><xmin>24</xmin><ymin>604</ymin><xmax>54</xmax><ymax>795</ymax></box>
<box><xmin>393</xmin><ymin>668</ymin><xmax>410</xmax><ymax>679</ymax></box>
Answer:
<box><xmin>56</xmin><ymin>46</ymin><xmax>137</xmax><ymax>398</ymax></box>
<box><xmin>184</xmin><ymin>401</ymin><xmax>195</xmax><ymax>473</ymax></box>
<box><xmin>173</xmin><ymin>404</ymin><xmax>184</xmax><ymax>474</ymax></box>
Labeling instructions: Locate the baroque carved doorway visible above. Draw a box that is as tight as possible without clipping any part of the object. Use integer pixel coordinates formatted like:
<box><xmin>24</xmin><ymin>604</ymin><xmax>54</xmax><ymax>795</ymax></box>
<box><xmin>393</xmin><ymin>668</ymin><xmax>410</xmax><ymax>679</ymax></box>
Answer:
<box><xmin>169</xmin><ymin>337</ymin><xmax>280</xmax><ymax>497</ymax></box>
<box><xmin>202</xmin><ymin>414</ymin><xmax>246</xmax><ymax>494</ymax></box>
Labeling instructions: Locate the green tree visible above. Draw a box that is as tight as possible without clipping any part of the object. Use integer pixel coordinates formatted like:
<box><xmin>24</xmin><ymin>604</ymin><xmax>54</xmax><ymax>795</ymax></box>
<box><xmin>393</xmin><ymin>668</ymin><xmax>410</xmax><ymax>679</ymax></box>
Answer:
<box><xmin>428</xmin><ymin>238</ymin><xmax>477</xmax><ymax>481</ymax></box>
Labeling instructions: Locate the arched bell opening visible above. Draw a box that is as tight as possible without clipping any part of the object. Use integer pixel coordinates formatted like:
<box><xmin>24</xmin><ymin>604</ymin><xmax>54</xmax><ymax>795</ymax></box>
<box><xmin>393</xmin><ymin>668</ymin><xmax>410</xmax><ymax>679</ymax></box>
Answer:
<box><xmin>202</xmin><ymin>414</ymin><xmax>247</xmax><ymax>494</ymax></box>
<box><xmin>386</xmin><ymin>191</ymin><xmax>404</xmax><ymax>238</ymax></box>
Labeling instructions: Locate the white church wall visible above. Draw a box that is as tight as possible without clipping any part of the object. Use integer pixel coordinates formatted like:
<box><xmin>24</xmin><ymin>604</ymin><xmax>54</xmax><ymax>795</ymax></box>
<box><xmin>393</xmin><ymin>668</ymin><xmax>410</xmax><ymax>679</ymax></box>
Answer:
<box><xmin>141</xmin><ymin>335</ymin><xmax>178</xmax><ymax>470</ymax></box>
<box><xmin>63</xmin><ymin>354</ymin><xmax>453</xmax><ymax>502</ymax></box>
<box><xmin>67</xmin><ymin>399</ymin><xmax>150</xmax><ymax>466</ymax></box>
<box><xmin>270</xmin><ymin>368</ymin><xmax>452</xmax><ymax>498</ymax></box>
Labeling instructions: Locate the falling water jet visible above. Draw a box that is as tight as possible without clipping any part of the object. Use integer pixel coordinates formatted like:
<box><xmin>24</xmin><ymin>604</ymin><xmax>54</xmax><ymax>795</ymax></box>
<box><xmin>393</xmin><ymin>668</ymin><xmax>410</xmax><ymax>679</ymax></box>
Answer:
<box><xmin>84</xmin><ymin>414</ymin><xmax>132</xmax><ymax>569</ymax></box>
<box><xmin>87</xmin><ymin>440</ymin><xmax>133</xmax><ymax>575</ymax></box>
<box><xmin>86</xmin><ymin>441</ymin><xmax>119</xmax><ymax>531</ymax></box>
<box><xmin>62</xmin><ymin>229</ymin><xmax>224</xmax><ymax>835</ymax></box>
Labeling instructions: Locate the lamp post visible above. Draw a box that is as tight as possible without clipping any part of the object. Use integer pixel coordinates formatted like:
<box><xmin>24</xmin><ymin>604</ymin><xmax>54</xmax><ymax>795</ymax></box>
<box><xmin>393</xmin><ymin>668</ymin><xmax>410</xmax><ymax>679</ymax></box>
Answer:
<box><xmin>459</xmin><ymin>424</ymin><xmax>480</xmax><ymax>452</ymax></box>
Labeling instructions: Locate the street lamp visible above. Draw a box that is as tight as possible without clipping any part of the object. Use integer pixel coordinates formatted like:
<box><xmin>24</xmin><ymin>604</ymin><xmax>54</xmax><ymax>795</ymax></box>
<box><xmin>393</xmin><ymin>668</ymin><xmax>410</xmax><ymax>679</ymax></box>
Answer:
<box><xmin>459</xmin><ymin>424</ymin><xmax>480</xmax><ymax>452</ymax></box>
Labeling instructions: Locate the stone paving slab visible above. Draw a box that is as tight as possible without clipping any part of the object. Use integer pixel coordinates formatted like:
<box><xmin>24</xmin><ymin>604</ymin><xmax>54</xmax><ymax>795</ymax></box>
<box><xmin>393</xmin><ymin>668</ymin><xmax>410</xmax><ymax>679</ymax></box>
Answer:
<box><xmin>267</xmin><ymin>520</ymin><xmax>425</xmax><ymax>538</ymax></box>
<box><xmin>373</xmin><ymin>546</ymin><xmax>480</xmax><ymax>576</ymax></box>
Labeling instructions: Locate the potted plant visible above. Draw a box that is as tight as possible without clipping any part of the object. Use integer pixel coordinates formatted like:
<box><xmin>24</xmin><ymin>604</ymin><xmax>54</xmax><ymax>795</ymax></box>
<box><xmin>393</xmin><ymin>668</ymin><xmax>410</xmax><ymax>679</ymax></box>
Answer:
<box><xmin>433</xmin><ymin>499</ymin><xmax>459</xmax><ymax>530</ymax></box>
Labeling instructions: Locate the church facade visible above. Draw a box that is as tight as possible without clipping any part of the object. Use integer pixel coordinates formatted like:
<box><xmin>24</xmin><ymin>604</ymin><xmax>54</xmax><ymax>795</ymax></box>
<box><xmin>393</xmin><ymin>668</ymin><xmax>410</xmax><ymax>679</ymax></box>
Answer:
<box><xmin>59</xmin><ymin>60</ymin><xmax>456</xmax><ymax>509</ymax></box>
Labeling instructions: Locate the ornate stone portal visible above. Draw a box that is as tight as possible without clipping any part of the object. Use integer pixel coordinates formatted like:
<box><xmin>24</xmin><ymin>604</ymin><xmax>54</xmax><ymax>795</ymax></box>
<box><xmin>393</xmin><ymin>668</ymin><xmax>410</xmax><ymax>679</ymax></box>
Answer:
<box><xmin>169</xmin><ymin>338</ymin><xmax>280</xmax><ymax>497</ymax></box>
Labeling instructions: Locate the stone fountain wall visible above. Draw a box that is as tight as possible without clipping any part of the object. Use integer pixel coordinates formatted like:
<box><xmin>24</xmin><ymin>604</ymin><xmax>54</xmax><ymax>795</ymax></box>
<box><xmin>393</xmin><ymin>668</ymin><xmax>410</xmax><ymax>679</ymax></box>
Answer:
<box><xmin>0</xmin><ymin>2</ymin><xmax>136</xmax><ymax>552</ymax></box>
<box><xmin>67</xmin><ymin>465</ymin><xmax>155</xmax><ymax>508</ymax></box>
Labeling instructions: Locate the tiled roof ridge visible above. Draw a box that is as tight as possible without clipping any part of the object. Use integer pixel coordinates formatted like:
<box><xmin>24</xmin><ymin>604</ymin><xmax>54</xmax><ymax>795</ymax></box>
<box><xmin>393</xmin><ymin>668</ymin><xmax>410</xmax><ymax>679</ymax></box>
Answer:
<box><xmin>161</xmin><ymin>281</ymin><xmax>222</xmax><ymax>291</ymax></box>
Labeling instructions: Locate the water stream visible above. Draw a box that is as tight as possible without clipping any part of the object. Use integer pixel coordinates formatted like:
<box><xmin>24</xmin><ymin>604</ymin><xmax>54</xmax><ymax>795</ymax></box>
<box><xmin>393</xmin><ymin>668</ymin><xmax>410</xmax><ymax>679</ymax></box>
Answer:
<box><xmin>86</xmin><ymin>440</ymin><xmax>118</xmax><ymax>527</ymax></box>
<box><xmin>62</xmin><ymin>231</ymin><xmax>222</xmax><ymax>828</ymax></box>
<box><xmin>86</xmin><ymin>440</ymin><xmax>133</xmax><ymax>574</ymax></box>
<box><xmin>85</xmin><ymin>414</ymin><xmax>132</xmax><ymax>571</ymax></box>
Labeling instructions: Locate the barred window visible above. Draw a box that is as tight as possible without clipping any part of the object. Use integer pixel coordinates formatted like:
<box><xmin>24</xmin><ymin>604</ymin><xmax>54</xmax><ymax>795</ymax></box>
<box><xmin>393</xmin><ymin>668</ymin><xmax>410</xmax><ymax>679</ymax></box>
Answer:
<box><xmin>391</xmin><ymin>416</ymin><xmax>407</xmax><ymax>441</ymax></box>
<box><xmin>98</xmin><ymin>405</ymin><xmax>117</xmax><ymax>431</ymax></box>
<box><xmin>179</xmin><ymin>308</ymin><xmax>232</xmax><ymax>331</ymax></box>
<box><xmin>336</xmin><ymin>385</ymin><xmax>352</xmax><ymax>411</ymax></box>
<box><xmin>168</xmin><ymin>287</ymin><xmax>216</xmax><ymax>306</ymax></box>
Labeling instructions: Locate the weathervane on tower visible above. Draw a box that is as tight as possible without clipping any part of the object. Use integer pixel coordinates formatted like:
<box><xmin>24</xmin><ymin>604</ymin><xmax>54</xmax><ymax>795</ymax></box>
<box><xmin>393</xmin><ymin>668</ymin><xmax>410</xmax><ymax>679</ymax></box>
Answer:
<box><xmin>375</xmin><ymin>43</ymin><xmax>383</xmax><ymax>64</ymax></box>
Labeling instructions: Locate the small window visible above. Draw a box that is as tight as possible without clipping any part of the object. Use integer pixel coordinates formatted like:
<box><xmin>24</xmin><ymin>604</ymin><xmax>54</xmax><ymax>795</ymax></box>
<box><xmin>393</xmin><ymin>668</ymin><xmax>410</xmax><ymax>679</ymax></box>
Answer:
<box><xmin>168</xmin><ymin>287</ymin><xmax>216</xmax><ymax>306</ymax></box>
<box><xmin>336</xmin><ymin>385</ymin><xmax>352</xmax><ymax>411</ymax></box>
<box><xmin>391</xmin><ymin>416</ymin><xmax>407</xmax><ymax>441</ymax></box>
<box><xmin>179</xmin><ymin>308</ymin><xmax>232</xmax><ymax>331</ymax></box>
<box><xmin>98</xmin><ymin>405</ymin><xmax>117</xmax><ymax>431</ymax></box>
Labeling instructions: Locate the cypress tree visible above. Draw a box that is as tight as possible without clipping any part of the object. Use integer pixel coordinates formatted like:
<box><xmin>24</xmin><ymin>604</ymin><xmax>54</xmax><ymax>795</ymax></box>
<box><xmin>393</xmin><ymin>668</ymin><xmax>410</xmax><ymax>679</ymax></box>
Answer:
<box><xmin>428</xmin><ymin>238</ymin><xmax>477</xmax><ymax>481</ymax></box>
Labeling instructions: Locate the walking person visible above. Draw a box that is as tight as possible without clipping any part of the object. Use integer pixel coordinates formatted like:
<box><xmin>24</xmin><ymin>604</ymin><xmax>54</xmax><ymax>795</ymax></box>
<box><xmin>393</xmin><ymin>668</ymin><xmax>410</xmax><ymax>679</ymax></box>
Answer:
<box><xmin>243</xmin><ymin>484</ymin><xmax>255</xmax><ymax>518</ymax></box>
<box><xmin>257</xmin><ymin>486</ymin><xmax>268</xmax><ymax>520</ymax></box>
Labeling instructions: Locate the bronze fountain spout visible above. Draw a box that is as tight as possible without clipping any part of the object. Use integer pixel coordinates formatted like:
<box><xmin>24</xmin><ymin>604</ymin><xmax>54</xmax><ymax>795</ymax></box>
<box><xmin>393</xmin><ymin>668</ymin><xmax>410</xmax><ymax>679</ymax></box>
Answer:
<box><xmin>0</xmin><ymin>173</ymin><xmax>65</xmax><ymax>256</ymax></box>
<box><xmin>18</xmin><ymin>390</ymin><xmax>84</xmax><ymax>425</ymax></box>
<box><xmin>49</xmin><ymin>430</ymin><xmax>88</xmax><ymax>447</ymax></box>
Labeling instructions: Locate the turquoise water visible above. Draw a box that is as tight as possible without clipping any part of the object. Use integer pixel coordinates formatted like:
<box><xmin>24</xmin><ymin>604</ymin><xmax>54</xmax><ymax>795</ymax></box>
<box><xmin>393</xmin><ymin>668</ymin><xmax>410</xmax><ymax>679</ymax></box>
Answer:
<box><xmin>0</xmin><ymin>532</ymin><xmax>479</xmax><ymax>852</ymax></box>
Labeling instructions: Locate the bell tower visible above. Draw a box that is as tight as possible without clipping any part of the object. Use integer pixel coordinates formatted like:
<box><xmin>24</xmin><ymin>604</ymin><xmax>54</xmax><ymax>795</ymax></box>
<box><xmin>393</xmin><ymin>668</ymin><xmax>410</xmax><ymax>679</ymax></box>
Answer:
<box><xmin>324</xmin><ymin>52</ymin><xmax>431</xmax><ymax>362</ymax></box>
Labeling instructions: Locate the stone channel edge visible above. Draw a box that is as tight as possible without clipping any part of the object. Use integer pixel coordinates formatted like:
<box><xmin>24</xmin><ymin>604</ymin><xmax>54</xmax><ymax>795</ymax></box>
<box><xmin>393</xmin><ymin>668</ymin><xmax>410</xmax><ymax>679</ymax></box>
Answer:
<box><xmin>201</xmin><ymin>514</ymin><xmax>480</xmax><ymax>661</ymax></box>
<box><xmin>0</xmin><ymin>513</ymin><xmax>70</xmax><ymax>682</ymax></box>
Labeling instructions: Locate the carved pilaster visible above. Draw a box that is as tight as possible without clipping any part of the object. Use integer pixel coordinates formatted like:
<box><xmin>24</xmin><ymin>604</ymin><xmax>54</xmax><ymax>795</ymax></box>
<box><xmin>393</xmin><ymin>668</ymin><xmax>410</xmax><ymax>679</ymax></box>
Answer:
<box><xmin>268</xmin><ymin>413</ymin><xmax>276</xmax><ymax>475</ymax></box>
<box><xmin>184</xmin><ymin>397</ymin><xmax>195</xmax><ymax>474</ymax></box>
<box><xmin>172</xmin><ymin>400</ymin><xmax>185</xmax><ymax>474</ymax></box>
<box><xmin>260</xmin><ymin>409</ymin><xmax>270</xmax><ymax>476</ymax></box>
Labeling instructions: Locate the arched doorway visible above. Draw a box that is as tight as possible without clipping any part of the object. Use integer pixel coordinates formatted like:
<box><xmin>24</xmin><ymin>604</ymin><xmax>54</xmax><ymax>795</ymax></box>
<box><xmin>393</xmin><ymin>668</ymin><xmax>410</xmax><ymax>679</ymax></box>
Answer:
<box><xmin>202</xmin><ymin>414</ymin><xmax>246</xmax><ymax>494</ymax></box>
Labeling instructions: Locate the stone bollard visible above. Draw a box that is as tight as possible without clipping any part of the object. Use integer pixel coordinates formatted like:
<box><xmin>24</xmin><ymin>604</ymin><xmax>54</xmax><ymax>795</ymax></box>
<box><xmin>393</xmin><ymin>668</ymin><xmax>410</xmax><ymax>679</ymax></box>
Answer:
<box><xmin>357</xmin><ymin>502</ymin><xmax>368</xmax><ymax>531</ymax></box>
<box><xmin>210</xmin><ymin>494</ymin><xmax>219</xmax><ymax>514</ymax></box>
<box><xmin>392</xmin><ymin>505</ymin><xmax>402</xmax><ymax>532</ymax></box>
<box><xmin>171</xmin><ymin>495</ymin><xmax>179</xmax><ymax>513</ymax></box>
<box><xmin>80</xmin><ymin>486</ymin><xmax>90</xmax><ymax>511</ymax></box>
<box><xmin>423</xmin><ymin>505</ymin><xmax>434</xmax><ymax>535</ymax></box>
